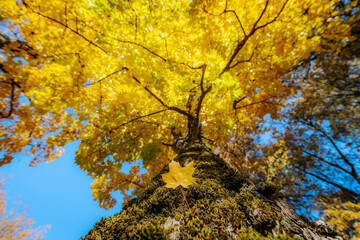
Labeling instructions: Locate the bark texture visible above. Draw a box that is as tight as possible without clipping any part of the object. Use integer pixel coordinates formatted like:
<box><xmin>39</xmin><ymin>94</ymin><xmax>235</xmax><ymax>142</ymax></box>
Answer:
<box><xmin>81</xmin><ymin>144</ymin><xmax>342</xmax><ymax>240</ymax></box>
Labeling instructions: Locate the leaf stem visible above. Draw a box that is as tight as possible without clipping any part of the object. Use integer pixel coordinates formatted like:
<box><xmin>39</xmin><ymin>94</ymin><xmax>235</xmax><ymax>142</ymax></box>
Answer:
<box><xmin>180</xmin><ymin>185</ymin><xmax>190</xmax><ymax>208</ymax></box>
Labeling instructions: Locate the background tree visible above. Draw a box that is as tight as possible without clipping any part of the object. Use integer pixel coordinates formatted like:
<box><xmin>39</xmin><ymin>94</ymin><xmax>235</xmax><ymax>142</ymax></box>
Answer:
<box><xmin>219</xmin><ymin>1</ymin><xmax>360</xmax><ymax>238</ymax></box>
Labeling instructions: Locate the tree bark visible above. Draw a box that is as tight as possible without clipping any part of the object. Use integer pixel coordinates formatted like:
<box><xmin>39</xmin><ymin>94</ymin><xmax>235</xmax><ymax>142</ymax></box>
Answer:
<box><xmin>81</xmin><ymin>143</ymin><xmax>342</xmax><ymax>240</ymax></box>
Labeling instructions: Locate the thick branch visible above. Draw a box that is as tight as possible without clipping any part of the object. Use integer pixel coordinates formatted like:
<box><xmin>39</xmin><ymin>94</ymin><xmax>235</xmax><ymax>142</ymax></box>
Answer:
<box><xmin>0</xmin><ymin>61</ymin><xmax>22</xmax><ymax>119</ymax></box>
<box><xmin>0</xmin><ymin>33</ymin><xmax>38</xmax><ymax>59</ymax></box>
<box><xmin>200</xmin><ymin>64</ymin><xmax>206</xmax><ymax>93</ymax></box>
<box><xmin>195</xmin><ymin>64</ymin><xmax>212</xmax><ymax>118</ymax></box>
<box><xmin>232</xmin><ymin>96</ymin><xmax>246</xmax><ymax>110</ymax></box>
<box><xmin>0</xmin><ymin>79</ymin><xmax>16</xmax><ymax>119</ymax></box>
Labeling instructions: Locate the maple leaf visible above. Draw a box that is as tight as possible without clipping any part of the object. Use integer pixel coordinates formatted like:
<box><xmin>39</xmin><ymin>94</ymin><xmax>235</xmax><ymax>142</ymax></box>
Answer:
<box><xmin>162</xmin><ymin>161</ymin><xmax>198</xmax><ymax>189</ymax></box>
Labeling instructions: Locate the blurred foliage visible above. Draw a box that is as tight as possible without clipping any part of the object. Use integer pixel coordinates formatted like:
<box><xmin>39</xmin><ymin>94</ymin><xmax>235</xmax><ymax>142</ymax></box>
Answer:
<box><xmin>0</xmin><ymin>176</ymin><xmax>48</xmax><ymax>240</ymax></box>
<box><xmin>219</xmin><ymin>0</ymin><xmax>360</xmax><ymax>239</ymax></box>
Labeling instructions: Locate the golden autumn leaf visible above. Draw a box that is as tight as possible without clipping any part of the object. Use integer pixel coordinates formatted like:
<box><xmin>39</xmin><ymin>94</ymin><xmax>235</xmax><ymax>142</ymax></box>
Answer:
<box><xmin>162</xmin><ymin>161</ymin><xmax>198</xmax><ymax>189</ymax></box>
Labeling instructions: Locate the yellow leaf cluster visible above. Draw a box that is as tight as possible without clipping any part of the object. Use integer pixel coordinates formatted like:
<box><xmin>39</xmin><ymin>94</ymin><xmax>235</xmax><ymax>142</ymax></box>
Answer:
<box><xmin>0</xmin><ymin>0</ymin><xmax>354</xmax><ymax>207</ymax></box>
<box><xmin>325</xmin><ymin>202</ymin><xmax>360</xmax><ymax>239</ymax></box>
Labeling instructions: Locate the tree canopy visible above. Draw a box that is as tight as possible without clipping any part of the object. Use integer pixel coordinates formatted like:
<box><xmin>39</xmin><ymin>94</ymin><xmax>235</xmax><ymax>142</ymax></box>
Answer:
<box><xmin>0</xmin><ymin>0</ymin><xmax>354</xmax><ymax>210</ymax></box>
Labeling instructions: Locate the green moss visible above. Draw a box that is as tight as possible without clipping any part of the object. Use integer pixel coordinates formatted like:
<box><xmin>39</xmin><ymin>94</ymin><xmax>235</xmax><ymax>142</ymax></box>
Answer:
<box><xmin>187</xmin><ymin>179</ymin><xmax>229</xmax><ymax>202</ymax></box>
<box><xmin>83</xmin><ymin>178</ymin><xmax>283</xmax><ymax>239</ymax></box>
<box><xmin>140</xmin><ymin>187</ymin><xmax>177</xmax><ymax>216</ymax></box>
<box><xmin>181</xmin><ymin>198</ymin><xmax>245</xmax><ymax>239</ymax></box>
<box><xmin>235</xmin><ymin>192</ymin><xmax>281</xmax><ymax>234</ymax></box>
<box><xmin>236</xmin><ymin>228</ymin><xmax>297</xmax><ymax>240</ymax></box>
<box><xmin>134</xmin><ymin>219</ymin><xmax>168</xmax><ymax>240</ymax></box>
<box><xmin>176</xmin><ymin>152</ymin><xmax>248</xmax><ymax>192</ymax></box>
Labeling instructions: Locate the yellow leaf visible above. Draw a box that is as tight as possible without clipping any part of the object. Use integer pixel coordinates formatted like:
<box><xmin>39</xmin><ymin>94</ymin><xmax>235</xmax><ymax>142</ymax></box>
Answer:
<box><xmin>162</xmin><ymin>161</ymin><xmax>198</xmax><ymax>189</ymax></box>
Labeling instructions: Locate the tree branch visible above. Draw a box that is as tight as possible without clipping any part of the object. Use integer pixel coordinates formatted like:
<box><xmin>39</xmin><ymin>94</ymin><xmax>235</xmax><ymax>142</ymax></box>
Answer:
<box><xmin>132</xmin><ymin>76</ymin><xmax>191</xmax><ymax>118</ymax></box>
<box><xmin>234</xmin><ymin>96</ymin><xmax>272</xmax><ymax>109</ymax></box>
<box><xmin>219</xmin><ymin>0</ymin><xmax>288</xmax><ymax>75</ymax></box>
<box><xmin>202</xmin><ymin>2</ymin><xmax>247</xmax><ymax>38</ymax></box>
<box><xmin>253</xmin><ymin>0</ymin><xmax>270</xmax><ymax>29</ymax></box>
<box><xmin>117</xmin><ymin>109</ymin><xmax>168</xmax><ymax>130</ymax></box>
<box><xmin>0</xmin><ymin>33</ymin><xmax>38</xmax><ymax>59</ymax></box>
<box><xmin>69</xmin><ymin>19</ymin><xmax>208</xmax><ymax>71</ymax></box>
<box><xmin>302</xmin><ymin>150</ymin><xmax>355</xmax><ymax>179</ymax></box>
<box><xmin>195</xmin><ymin>64</ymin><xmax>212</xmax><ymax>117</ymax></box>
<box><xmin>109</xmin><ymin>37</ymin><xmax>167</xmax><ymax>62</ymax></box>
<box><xmin>0</xmin><ymin>61</ymin><xmax>22</xmax><ymax>119</ymax></box>
<box><xmin>200</xmin><ymin>64</ymin><xmax>206</xmax><ymax>93</ymax></box>
<box><xmin>84</xmin><ymin>68</ymin><xmax>129</xmax><ymax>87</ymax></box>
<box><xmin>124</xmin><ymin>179</ymin><xmax>145</xmax><ymax>188</ymax></box>
<box><xmin>300</xmin><ymin>119</ymin><xmax>360</xmax><ymax>184</ymax></box>
<box><xmin>255</xmin><ymin>0</ymin><xmax>289</xmax><ymax>31</ymax></box>
<box><xmin>233</xmin><ymin>96</ymin><xmax>246</xmax><ymax>110</ymax></box>
<box><xmin>0</xmin><ymin>79</ymin><xmax>16</xmax><ymax>119</ymax></box>
<box><xmin>229</xmin><ymin>44</ymin><xmax>258</xmax><ymax>69</ymax></box>
<box><xmin>224</xmin><ymin>10</ymin><xmax>247</xmax><ymax>37</ymax></box>
<box><xmin>303</xmin><ymin>170</ymin><xmax>359</xmax><ymax>199</ymax></box>
<box><xmin>104</xmin><ymin>109</ymin><xmax>169</xmax><ymax>143</ymax></box>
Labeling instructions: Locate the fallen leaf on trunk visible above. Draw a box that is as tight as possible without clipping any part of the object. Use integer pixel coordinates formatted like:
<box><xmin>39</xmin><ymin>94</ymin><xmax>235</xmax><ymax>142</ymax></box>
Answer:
<box><xmin>162</xmin><ymin>161</ymin><xmax>198</xmax><ymax>189</ymax></box>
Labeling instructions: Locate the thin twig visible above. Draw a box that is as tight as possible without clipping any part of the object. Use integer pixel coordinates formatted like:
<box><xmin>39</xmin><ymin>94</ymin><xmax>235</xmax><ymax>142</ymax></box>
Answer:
<box><xmin>132</xmin><ymin>76</ymin><xmax>192</xmax><ymax>117</ymax></box>
<box><xmin>299</xmin><ymin>119</ymin><xmax>360</xmax><ymax>184</ymax></box>
<box><xmin>255</xmin><ymin>0</ymin><xmax>289</xmax><ymax>31</ymax></box>
<box><xmin>234</xmin><ymin>96</ymin><xmax>272</xmax><ymax>109</ymax></box>
<box><xmin>229</xmin><ymin>44</ymin><xmax>258</xmax><ymax>69</ymax></box>
<box><xmin>125</xmin><ymin>179</ymin><xmax>145</xmax><ymax>189</ymax></box>
<box><xmin>303</xmin><ymin>170</ymin><xmax>359</xmax><ymax>199</ymax></box>
<box><xmin>84</xmin><ymin>68</ymin><xmax>128</xmax><ymax>86</ymax></box>
<box><xmin>108</xmin><ymin>109</ymin><xmax>168</xmax><ymax>134</ymax></box>
<box><xmin>302</xmin><ymin>150</ymin><xmax>353</xmax><ymax>177</ymax></box>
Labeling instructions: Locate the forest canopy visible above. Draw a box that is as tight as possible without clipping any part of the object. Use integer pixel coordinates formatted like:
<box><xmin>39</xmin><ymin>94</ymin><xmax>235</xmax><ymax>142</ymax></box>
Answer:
<box><xmin>0</xmin><ymin>0</ymin><xmax>357</xmax><ymax>225</ymax></box>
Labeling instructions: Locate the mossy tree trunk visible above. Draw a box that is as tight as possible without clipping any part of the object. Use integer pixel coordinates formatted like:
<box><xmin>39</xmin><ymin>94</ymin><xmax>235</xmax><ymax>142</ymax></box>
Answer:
<box><xmin>81</xmin><ymin>141</ymin><xmax>341</xmax><ymax>240</ymax></box>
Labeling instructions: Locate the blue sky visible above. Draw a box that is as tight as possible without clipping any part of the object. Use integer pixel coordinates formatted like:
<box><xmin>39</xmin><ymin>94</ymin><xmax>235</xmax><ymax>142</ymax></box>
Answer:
<box><xmin>0</xmin><ymin>141</ymin><xmax>124</xmax><ymax>240</ymax></box>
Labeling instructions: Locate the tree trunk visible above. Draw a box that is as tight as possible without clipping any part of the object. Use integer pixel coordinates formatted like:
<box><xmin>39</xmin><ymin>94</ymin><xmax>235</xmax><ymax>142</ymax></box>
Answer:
<box><xmin>81</xmin><ymin>144</ymin><xmax>342</xmax><ymax>240</ymax></box>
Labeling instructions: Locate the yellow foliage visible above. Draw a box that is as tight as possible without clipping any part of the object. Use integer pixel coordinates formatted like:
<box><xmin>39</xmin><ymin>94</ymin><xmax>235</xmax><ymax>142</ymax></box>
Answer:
<box><xmin>325</xmin><ymin>201</ymin><xmax>360</xmax><ymax>239</ymax></box>
<box><xmin>0</xmin><ymin>0</ymin><xmax>353</xmax><ymax>207</ymax></box>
